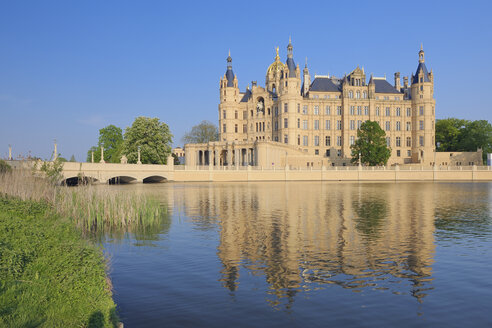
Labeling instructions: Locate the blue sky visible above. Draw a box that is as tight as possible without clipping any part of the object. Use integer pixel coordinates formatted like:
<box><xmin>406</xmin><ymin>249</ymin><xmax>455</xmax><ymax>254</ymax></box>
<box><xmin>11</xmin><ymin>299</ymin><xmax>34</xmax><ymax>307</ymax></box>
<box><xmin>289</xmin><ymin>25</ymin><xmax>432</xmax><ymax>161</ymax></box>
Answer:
<box><xmin>1</xmin><ymin>0</ymin><xmax>491</xmax><ymax>161</ymax></box>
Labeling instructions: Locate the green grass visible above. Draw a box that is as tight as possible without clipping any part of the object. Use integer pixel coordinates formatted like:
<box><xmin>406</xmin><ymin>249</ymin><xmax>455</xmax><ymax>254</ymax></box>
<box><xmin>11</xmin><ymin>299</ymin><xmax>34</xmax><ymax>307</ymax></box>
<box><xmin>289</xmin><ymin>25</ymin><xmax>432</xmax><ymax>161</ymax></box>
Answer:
<box><xmin>0</xmin><ymin>197</ymin><xmax>117</xmax><ymax>327</ymax></box>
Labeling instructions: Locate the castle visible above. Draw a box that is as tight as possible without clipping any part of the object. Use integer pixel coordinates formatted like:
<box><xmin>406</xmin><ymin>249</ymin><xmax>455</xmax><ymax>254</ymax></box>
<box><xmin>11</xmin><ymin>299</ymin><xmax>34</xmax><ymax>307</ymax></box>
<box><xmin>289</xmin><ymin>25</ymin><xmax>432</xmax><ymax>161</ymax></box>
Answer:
<box><xmin>184</xmin><ymin>41</ymin><xmax>481</xmax><ymax>168</ymax></box>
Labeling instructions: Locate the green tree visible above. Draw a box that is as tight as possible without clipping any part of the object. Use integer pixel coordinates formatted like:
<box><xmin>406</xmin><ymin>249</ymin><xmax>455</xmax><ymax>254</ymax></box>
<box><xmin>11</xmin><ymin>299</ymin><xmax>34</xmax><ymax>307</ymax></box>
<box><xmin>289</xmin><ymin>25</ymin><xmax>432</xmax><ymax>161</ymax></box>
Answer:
<box><xmin>69</xmin><ymin>155</ymin><xmax>76</xmax><ymax>162</ymax></box>
<box><xmin>435</xmin><ymin>118</ymin><xmax>467</xmax><ymax>151</ymax></box>
<box><xmin>39</xmin><ymin>158</ymin><xmax>64</xmax><ymax>185</ymax></box>
<box><xmin>86</xmin><ymin>125</ymin><xmax>123</xmax><ymax>163</ymax></box>
<box><xmin>461</xmin><ymin>120</ymin><xmax>492</xmax><ymax>162</ymax></box>
<box><xmin>350</xmin><ymin>121</ymin><xmax>391</xmax><ymax>166</ymax></box>
<box><xmin>122</xmin><ymin>117</ymin><xmax>173</xmax><ymax>164</ymax></box>
<box><xmin>182</xmin><ymin>120</ymin><xmax>218</xmax><ymax>144</ymax></box>
<box><xmin>86</xmin><ymin>146</ymin><xmax>101</xmax><ymax>163</ymax></box>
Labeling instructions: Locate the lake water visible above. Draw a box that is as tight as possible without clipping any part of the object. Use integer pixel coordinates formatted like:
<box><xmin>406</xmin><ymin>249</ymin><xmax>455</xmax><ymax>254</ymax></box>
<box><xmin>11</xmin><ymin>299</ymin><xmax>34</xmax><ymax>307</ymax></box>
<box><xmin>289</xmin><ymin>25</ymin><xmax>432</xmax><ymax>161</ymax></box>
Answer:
<box><xmin>101</xmin><ymin>182</ymin><xmax>492</xmax><ymax>327</ymax></box>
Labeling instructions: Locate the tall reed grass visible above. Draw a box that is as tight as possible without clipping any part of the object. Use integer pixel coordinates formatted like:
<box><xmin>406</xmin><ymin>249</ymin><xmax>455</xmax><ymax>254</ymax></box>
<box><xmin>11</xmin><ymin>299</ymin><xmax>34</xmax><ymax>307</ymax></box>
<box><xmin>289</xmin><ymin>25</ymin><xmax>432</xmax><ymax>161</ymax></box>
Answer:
<box><xmin>0</xmin><ymin>168</ymin><xmax>165</xmax><ymax>233</ymax></box>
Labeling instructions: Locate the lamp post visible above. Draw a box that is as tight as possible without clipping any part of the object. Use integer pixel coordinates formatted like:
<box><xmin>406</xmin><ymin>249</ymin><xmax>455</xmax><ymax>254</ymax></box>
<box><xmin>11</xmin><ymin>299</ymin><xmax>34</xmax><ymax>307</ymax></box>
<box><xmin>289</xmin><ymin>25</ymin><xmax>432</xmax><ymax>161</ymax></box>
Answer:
<box><xmin>100</xmin><ymin>146</ymin><xmax>105</xmax><ymax>163</ymax></box>
<box><xmin>8</xmin><ymin>144</ymin><xmax>12</xmax><ymax>161</ymax></box>
<box><xmin>137</xmin><ymin>146</ymin><xmax>142</xmax><ymax>164</ymax></box>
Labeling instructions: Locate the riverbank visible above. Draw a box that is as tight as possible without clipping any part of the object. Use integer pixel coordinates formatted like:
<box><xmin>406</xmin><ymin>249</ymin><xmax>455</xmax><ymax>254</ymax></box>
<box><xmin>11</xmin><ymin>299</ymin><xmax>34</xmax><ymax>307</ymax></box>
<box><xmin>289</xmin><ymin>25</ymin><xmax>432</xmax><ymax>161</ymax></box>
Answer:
<box><xmin>0</xmin><ymin>197</ymin><xmax>117</xmax><ymax>327</ymax></box>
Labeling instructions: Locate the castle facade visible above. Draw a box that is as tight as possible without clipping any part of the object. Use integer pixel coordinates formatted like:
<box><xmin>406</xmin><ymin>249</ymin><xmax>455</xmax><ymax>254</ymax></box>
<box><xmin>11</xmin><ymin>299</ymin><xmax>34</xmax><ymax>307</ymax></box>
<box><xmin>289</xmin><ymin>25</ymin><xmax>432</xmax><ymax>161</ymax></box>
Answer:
<box><xmin>184</xmin><ymin>41</ymin><xmax>480</xmax><ymax>168</ymax></box>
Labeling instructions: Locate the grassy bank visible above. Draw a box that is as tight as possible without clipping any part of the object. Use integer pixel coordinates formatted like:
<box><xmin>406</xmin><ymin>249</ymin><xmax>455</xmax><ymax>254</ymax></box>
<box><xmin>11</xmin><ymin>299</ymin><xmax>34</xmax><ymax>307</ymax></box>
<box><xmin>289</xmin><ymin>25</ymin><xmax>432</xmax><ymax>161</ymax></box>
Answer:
<box><xmin>0</xmin><ymin>168</ymin><xmax>164</xmax><ymax>234</ymax></box>
<box><xmin>0</xmin><ymin>197</ymin><xmax>117</xmax><ymax>327</ymax></box>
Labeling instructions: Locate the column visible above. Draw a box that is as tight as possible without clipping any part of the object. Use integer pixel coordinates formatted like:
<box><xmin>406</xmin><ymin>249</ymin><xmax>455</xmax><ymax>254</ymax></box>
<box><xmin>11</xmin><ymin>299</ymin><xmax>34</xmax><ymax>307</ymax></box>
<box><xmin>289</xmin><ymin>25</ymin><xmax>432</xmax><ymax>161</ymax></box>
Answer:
<box><xmin>215</xmin><ymin>149</ymin><xmax>219</xmax><ymax>167</ymax></box>
<box><xmin>227</xmin><ymin>147</ymin><xmax>232</xmax><ymax>167</ymax></box>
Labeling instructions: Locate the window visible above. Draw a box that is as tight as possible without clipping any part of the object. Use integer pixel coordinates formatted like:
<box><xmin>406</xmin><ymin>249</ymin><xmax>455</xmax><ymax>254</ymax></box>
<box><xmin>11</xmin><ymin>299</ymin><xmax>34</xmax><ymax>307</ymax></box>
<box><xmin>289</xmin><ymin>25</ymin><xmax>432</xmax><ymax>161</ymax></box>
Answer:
<box><xmin>350</xmin><ymin>120</ymin><xmax>355</xmax><ymax>130</ymax></box>
<box><xmin>406</xmin><ymin>108</ymin><xmax>411</xmax><ymax>116</ymax></box>
<box><xmin>314</xmin><ymin>106</ymin><xmax>319</xmax><ymax>115</ymax></box>
<box><xmin>274</xmin><ymin>107</ymin><xmax>278</xmax><ymax>116</ymax></box>
<box><xmin>303</xmin><ymin>135</ymin><xmax>308</xmax><ymax>146</ymax></box>
<box><xmin>314</xmin><ymin>120</ymin><xmax>319</xmax><ymax>130</ymax></box>
<box><xmin>350</xmin><ymin>135</ymin><xmax>355</xmax><ymax>145</ymax></box>
<box><xmin>406</xmin><ymin>122</ymin><xmax>411</xmax><ymax>131</ymax></box>
<box><xmin>303</xmin><ymin>120</ymin><xmax>308</xmax><ymax>130</ymax></box>
<box><xmin>234</xmin><ymin>111</ymin><xmax>238</xmax><ymax>119</ymax></box>
<box><xmin>363</xmin><ymin>91</ymin><xmax>367</xmax><ymax>99</ymax></box>
<box><xmin>325</xmin><ymin>136</ymin><xmax>331</xmax><ymax>146</ymax></box>
<box><xmin>396</xmin><ymin>136</ymin><xmax>401</xmax><ymax>147</ymax></box>
<box><xmin>284</xmin><ymin>103</ymin><xmax>288</xmax><ymax>113</ymax></box>
<box><xmin>337</xmin><ymin>120</ymin><xmax>342</xmax><ymax>130</ymax></box>
<box><xmin>420</xmin><ymin>120</ymin><xmax>424</xmax><ymax>130</ymax></box>
<box><xmin>406</xmin><ymin>137</ymin><xmax>411</xmax><ymax>147</ymax></box>
<box><xmin>326</xmin><ymin>149</ymin><xmax>331</xmax><ymax>157</ymax></box>
<box><xmin>337</xmin><ymin>136</ymin><xmax>342</xmax><ymax>146</ymax></box>
<box><xmin>315</xmin><ymin>149</ymin><xmax>319</xmax><ymax>155</ymax></box>
<box><xmin>303</xmin><ymin>105</ymin><xmax>308</xmax><ymax>114</ymax></box>
<box><xmin>419</xmin><ymin>106</ymin><xmax>424</xmax><ymax>115</ymax></box>
<box><xmin>356</xmin><ymin>91</ymin><xmax>360</xmax><ymax>99</ymax></box>
<box><xmin>256</xmin><ymin>123</ymin><xmax>258</xmax><ymax>132</ymax></box>
<box><xmin>397</xmin><ymin>150</ymin><xmax>401</xmax><ymax>157</ymax></box>
<box><xmin>314</xmin><ymin>136</ymin><xmax>319</xmax><ymax>146</ymax></box>
<box><xmin>419</xmin><ymin>136</ymin><xmax>424</xmax><ymax>146</ymax></box>
<box><xmin>396</xmin><ymin>121</ymin><xmax>401</xmax><ymax>131</ymax></box>
<box><xmin>297</xmin><ymin>135</ymin><xmax>300</xmax><ymax>145</ymax></box>
<box><xmin>350</xmin><ymin>106</ymin><xmax>355</xmax><ymax>115</ymax></box>
<box><xmin>325</xmin><ymin>120</ymin><xmax>331</xmax><ymax>130</ymax></box>
<box><xmin>223</xmin><ymin>124</ymin><xmax>226</xmax><ymax>133</ymax></box>
<box><xmin>357</xmin><ymin>120</ymin><xmax>362</xmax><ymax>129</ymax></box>
<box><xmin>385</xmin><ymin>121</ymin><xmax>390</xmax><ymax>131</ymax></box>
<box><xmin>337</xmin><ymin>149</ymin><xmax>342</xmax><ymax>157</ymax></box>
<box><xmin>297</xmin><ymin>118</ymin><xmax>300</xmax><ymax>128</ymax></box>
<box><xmin>284</xmin><ymin>135</ymin><xmax>288</xmax><ymax>144</ymax></box>
<box><xmin>223</xmin><ymin>110</ymin><xmax>226</xmax><ymax>119</ymax></box>
<box><xmin>274</xmin><ymin>121</ymin><xmax>278</xmax><ymax>131</ymax></box>
<box><xmin>235</xmin><ymin>124</ymin><xmax>238</xmax><ymax>133</ymax></box>
<box><xmin>376</xmin><ymin>107</ymin><xmax>380</xmax><ymax>116</ymax></box>
<box><xmin>349</xmin><ymin>91</ymin><xmax>353</xmax><ymax>98</ymax></box>
<box><xmin>243</xmin><ymin>111</ymin><xmax>247</xmax><ymax>119</ymax></box>
<box><xmin>364</xmin><ymin>106</ymin><xmax>369</xmax><ymax>115</ymax></box>
<box><xmin>284</xmin><ymin>118</ymin><xmax>288</xmax><ymax>128</ymax></box>
<box><xmin>297</xmin><ymin>103</ymin><xmax>300</xmax><ymax>113</ymax></box>
<box><xmin>243</xmin><ymin>124</ymin><xmax>247</xmax><ymax>133</ymax></box>
<box><xmin>385</xmin><ymin>107</ymin><xmax>390</xmax><ymax>116</ymax></box>
<box><xmin>396</xmin><ymin>108</ymin><xmax>401</xmax><ymax>116</ymax></box>
<box><xmin>336</xmin><ymin>106</ymin><xmax>342</xmax><ymax>115</ymax></box>
<box><xmin>357</xmin><ymin>106</ymin><xmax>362</xmax><ymax>115</ymax></box>
<box><xmin>407</xmin><ymin>150</ymin><xmax>411</xmax><ymax>157</ymax></box>
<box><xmin>386</xmin><ymin>137</ymin><xmax>391</xmax><ymax>147</ymax></box>
<box><xmin>325</xmin><ymin>106</ymin><xmax>331</xmax><ymax>115</ymax></box>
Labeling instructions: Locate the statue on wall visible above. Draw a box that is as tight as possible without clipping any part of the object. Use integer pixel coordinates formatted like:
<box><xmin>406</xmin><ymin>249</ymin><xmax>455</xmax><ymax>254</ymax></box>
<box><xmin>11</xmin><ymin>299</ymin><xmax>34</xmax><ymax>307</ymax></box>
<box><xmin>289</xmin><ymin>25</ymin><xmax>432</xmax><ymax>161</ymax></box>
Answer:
<box><xmin>120</xmin><ymin>155</ymin><xmax>128</xmax><ymax>164</ymax></box>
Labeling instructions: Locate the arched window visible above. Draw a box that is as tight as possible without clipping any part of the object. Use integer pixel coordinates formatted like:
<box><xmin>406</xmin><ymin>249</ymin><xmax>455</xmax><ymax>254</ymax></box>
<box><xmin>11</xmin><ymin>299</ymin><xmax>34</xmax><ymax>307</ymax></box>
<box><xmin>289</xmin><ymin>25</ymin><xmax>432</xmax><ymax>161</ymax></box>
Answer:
<box><xmin>349</xmin><ymin>91</ymin><xmax>353</xmax><ymax>98</ymax></box>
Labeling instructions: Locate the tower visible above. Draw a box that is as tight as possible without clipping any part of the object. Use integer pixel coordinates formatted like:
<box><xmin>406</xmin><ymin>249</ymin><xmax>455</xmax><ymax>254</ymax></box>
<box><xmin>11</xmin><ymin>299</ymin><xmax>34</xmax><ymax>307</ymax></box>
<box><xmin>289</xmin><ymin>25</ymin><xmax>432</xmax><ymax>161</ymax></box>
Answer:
<box><xmin>219</xmin><ymin>51</ymin><xmax>240</xmax><ymax>142</ymax></box>
<box><xmin>410</xmin><ymin>45</ymin><xmax>435</xmax><ymax>164</ymax></box>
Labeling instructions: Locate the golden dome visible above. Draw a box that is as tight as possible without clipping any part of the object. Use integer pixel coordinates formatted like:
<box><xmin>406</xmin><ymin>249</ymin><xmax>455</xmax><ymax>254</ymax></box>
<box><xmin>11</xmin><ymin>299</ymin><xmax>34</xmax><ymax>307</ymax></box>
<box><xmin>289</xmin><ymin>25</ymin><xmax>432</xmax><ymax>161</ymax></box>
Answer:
<box><xmin>267</xmin><ymin>47</ymin><xmax>285</xmax><ymax>74</ymax></box>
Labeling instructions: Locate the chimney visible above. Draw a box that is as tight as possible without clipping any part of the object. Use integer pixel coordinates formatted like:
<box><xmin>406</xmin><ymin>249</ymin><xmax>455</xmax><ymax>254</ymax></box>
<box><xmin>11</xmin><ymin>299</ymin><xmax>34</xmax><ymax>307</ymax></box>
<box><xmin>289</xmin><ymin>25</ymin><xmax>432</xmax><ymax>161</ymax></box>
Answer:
<box><xmin>394</xmin><ymin>72</ymin><xmax>401</xmax><ymax>90</ymax></box>
<box><xmin>403</xmin><ymin>76</ymin><xmax>409</xmax><ymax>89</ymax></box>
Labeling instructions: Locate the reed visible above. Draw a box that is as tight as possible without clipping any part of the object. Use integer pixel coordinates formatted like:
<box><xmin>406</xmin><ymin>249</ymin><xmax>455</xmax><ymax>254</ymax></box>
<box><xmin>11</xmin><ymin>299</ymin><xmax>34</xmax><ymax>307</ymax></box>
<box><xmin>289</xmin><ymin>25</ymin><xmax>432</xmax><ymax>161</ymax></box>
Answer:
<box><xmin>0</xmin><ymin>169</ymin><xmax>165</xmax><ymax>233</ymax></box>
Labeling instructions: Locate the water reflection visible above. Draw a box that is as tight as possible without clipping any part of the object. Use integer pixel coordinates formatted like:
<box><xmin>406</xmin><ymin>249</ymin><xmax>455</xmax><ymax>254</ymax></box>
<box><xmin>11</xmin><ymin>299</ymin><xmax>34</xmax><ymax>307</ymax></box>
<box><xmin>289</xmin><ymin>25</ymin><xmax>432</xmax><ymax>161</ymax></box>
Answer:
<box><xmin>173</xmin><ymin>182</ymin><xmax>438</xmax><ymax>306</ymax></box>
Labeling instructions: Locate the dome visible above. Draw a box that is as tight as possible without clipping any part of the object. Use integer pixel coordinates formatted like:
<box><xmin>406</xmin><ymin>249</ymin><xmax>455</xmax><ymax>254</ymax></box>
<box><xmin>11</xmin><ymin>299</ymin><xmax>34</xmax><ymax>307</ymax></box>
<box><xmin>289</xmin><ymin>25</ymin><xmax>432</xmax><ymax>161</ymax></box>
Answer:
<box><xmin>267</xmin><ymin>47</ymin><xmax>285</xmax><ymax>74</ymax></box>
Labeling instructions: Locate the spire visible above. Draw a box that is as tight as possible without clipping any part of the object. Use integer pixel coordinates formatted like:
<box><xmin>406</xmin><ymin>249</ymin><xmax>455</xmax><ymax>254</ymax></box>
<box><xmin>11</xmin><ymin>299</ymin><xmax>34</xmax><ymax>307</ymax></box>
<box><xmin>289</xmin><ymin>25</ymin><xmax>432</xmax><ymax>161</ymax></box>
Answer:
<box><xmin>285</xmin><ymin>38</ymin><xmax>296</xmax><ymax>77</ymax></box>
<box><xmin>412</xmin><ymin>45</ymin><xmax>430</xmax><ymax>84</ymax></box>
<box><xmin>419</xmin><ymin>44</ymin><xmax>425</xmax><ymax>63</ymax></box>
<box><xmin>225</xmin><ymin>51</ymin><xmax>234</xmax><ymax>87</ymax></box>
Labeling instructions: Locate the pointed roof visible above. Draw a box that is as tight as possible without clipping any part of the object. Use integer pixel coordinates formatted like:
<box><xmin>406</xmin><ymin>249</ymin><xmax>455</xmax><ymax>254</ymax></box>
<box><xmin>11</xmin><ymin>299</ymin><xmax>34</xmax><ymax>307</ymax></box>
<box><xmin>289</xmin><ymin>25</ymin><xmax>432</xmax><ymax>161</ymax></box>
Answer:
<box><xmin>412</xmin><ymin>62</ymin><xmax>430</xmax><ymax>84</ymax></box>
<box><xmin>225</xmin><ymin>51</ymin><xmax>235</xmax><ymax>87</ymax></box>
<box><xmin>286</xmin><ymin>38</ymin><xmax>296</xmax><ymax>77</ymax></box>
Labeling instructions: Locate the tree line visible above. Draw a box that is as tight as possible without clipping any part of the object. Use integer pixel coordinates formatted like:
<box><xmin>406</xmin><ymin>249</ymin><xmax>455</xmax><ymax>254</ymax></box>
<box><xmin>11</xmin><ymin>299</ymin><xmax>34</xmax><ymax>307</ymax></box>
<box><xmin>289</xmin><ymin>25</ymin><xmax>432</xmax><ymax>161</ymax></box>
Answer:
<box><xmin>87</xmin><ymin>117</ymin><xmax>173</xmax><ymax>164</ymax></box>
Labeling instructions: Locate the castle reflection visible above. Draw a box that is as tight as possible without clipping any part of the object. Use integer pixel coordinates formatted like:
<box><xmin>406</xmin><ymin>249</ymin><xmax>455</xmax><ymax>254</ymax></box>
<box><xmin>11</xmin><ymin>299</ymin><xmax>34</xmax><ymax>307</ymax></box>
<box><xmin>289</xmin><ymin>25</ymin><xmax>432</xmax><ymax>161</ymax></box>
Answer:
<box><xmin>172</xmin><ymin>182</ymin><xmax>437</xmax><ymax>306</ymax></box>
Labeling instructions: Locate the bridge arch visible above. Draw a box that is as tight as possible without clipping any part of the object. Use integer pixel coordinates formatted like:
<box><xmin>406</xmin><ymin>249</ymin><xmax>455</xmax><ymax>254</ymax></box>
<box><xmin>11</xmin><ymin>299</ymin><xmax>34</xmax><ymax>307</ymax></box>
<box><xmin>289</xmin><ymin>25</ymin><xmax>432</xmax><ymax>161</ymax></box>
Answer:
<box><xmin>143</xmin><ymin>175</ymin><xmax>167</xmax><ymax>183</ymax></box>
<box><xmin>62</xmin><ymin>176</ymin><xmax>99</xmax><ymax>186</ymax></box>
<box><xmin>107</xmin><ymin>176</ymin><xmax>137</xmax><ymax>184</ymax></box>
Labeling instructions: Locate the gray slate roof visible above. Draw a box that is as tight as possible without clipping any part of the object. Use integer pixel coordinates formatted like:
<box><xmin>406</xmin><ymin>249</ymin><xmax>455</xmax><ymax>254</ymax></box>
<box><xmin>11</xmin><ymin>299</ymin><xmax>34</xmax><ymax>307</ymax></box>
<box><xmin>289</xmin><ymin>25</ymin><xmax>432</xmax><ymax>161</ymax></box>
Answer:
<box><xmin>286</xmin><ymin>58</ymin><xmax>296</xmax><ymax>77</ymax></box>
<box><xmin>309</xmin><ymin>77</ymin><xmax>341</xmax><ymax>92</ymax></box>
<box><xmin>374</xmin><ymin>79</ymin><xmax>401</xmax><ymax>94</ymax></box>
<box><xmin>240</xmin><ymin>89</ymin><xmax>251</xmax><ymax>102</ymax></box>
<box><xmin>412</xmin><ymin>62</ymin><xmax>430</xmax><ymax>84</ymax></box>
<box><xmin>225</xmin><ymin>67</ymin><xmax>234</xmax><ymax>87</ymax></box>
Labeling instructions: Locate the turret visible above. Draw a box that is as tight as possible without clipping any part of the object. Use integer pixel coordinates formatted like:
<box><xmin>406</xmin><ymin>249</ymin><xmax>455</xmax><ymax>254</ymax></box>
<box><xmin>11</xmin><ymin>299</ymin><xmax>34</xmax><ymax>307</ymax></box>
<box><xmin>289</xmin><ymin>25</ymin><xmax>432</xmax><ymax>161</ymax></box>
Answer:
<box><xmin>302</xmin><ymin>57</ymin><xmax>310</xmax><ymax>96</ymax></box>
<box><xmin>220</xmin><ymin>50</ymin><xmax>239</xmax><ymax>102</ymax></box>
<box><xmin>219</xmin><ymin>51</ymin><xmax>240</xmax><ymax>142</ymax></box>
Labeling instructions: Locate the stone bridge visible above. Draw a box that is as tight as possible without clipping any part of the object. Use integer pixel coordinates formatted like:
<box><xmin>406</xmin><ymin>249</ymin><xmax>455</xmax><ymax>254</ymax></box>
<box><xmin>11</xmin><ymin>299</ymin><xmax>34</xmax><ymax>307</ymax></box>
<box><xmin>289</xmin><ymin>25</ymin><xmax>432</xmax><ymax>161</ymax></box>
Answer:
<box><xmin>7</xmin><ymin>159</ymin><xmax>175</xmax><ymax>185</ymax></box>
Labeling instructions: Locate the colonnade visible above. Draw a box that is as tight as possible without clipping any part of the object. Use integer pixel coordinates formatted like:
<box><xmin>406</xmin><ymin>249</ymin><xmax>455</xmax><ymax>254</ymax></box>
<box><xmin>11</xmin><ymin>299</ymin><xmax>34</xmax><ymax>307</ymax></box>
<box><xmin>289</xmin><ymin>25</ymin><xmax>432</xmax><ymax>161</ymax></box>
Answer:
<box><xmin>185</xmin><ymin>143</ymin><xmax>257</xmax><ymax>167</ymax></box>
